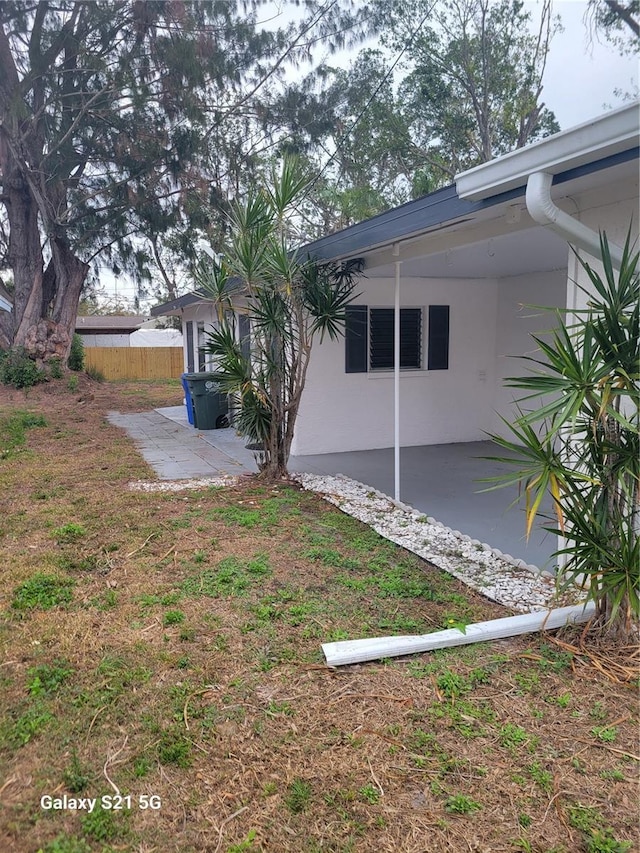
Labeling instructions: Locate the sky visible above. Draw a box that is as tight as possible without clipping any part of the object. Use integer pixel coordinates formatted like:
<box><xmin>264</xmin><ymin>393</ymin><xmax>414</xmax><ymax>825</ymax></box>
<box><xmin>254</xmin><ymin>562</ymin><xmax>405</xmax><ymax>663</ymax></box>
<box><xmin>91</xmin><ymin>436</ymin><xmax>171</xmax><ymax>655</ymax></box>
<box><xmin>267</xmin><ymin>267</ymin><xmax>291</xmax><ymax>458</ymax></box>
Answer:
<box><xmin>528</xmin><ymin>0</ymin><xmax>638</xmax><ymax>128</ymax></box>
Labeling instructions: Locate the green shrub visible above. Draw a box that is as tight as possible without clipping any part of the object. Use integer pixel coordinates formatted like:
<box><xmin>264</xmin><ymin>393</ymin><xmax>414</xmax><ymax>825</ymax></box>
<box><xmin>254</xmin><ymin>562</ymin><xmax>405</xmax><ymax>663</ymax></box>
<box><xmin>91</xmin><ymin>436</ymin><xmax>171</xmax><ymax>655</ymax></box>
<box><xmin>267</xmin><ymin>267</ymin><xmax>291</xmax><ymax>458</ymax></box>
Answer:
<box><xmin>48</xmin><ymin>357</ymin><xmax>63</xmax><ymax>379</ymax></box>
<box><xmin>0</xmin><ymin>348</ymin><xmax>45</xmax><ymax>389</ymax></box>
<box><xmin>67</xmin><ymin>333</ymin><xmax>84</xmax><ymax>371</ymax></box>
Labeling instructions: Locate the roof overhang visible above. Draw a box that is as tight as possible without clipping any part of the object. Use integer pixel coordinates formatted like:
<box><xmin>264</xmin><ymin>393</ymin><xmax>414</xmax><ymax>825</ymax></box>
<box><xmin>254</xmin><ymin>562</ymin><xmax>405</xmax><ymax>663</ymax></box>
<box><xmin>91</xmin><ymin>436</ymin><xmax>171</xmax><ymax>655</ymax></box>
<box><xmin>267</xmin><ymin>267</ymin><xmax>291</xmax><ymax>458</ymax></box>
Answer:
<box><xmin>299</xmin><ymin>105</ymin><xmax>639</xmax><ymax>268</ymax></box>
<box><xmin>75</xmin><ymin>315</ymin><xmax>148</xmax><ymax>333</ymax></box>
<box><xmin>150</xmin><ymin>278</ymin><xmax>246</xmax><ymax>317</ymax></box>
<box><xmin>150</xmin><ymin>292</ymin><xmax>206</xmax><ymax>317</ymax></box>
<box><xmin>456</xmin><ymin>102</ymin><xmax>639</xmax><ymax>201</ymax></box>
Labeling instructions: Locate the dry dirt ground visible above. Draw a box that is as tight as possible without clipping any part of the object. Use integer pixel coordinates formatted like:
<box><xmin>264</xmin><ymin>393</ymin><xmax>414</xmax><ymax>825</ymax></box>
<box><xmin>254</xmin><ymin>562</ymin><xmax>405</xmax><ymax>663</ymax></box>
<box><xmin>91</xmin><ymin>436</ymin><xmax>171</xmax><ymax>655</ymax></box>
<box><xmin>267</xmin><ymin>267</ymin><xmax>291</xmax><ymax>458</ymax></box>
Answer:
<box><xmin>0</xmin><ymin>377</ymin><xmax>638</xmax><ymax>853</ymax></box>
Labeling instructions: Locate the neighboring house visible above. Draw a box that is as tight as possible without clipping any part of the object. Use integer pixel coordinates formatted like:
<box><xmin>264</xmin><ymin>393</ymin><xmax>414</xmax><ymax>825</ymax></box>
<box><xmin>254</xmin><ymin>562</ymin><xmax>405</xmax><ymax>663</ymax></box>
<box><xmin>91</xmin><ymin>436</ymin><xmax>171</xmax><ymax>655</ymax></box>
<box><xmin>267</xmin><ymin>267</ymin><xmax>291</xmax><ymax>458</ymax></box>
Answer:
<box><xmin>75</xmin><ymin>316</ymin><xmax>183</xmax><ymax>348</ymax></box>
<box><xmin>75</xmin><ymin>315</ymin><xmax>150</xmax><ymax>347</ymax></box>
<box><xmin>151</xmin><ymin>104</ymin><xmax>639</xmax><ymax>464</ymax></box>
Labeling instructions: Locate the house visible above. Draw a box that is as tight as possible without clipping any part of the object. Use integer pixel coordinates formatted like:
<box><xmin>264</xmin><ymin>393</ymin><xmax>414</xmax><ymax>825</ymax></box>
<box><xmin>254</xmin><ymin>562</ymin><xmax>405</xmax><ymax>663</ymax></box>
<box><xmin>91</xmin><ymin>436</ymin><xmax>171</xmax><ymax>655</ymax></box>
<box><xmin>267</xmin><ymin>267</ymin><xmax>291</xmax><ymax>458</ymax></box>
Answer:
<box><xmin>151</xmin><ymin>104</ymin><xmax>639</xmax><ymax>480</ymax></box>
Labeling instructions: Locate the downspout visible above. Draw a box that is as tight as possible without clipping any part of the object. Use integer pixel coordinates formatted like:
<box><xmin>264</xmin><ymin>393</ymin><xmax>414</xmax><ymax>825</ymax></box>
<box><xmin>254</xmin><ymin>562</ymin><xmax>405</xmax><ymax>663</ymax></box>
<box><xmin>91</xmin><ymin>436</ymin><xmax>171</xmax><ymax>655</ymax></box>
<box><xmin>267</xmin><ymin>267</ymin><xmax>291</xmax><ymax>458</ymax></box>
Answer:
<box><xmin>525</xmin><ymin>172</ymin><xmax>625</xmax><ymax>268</ymax></box>
<box><xmin>323</xmin><ymin>602</ymin><xmax>595</xmax><ymax>666</ymax></box>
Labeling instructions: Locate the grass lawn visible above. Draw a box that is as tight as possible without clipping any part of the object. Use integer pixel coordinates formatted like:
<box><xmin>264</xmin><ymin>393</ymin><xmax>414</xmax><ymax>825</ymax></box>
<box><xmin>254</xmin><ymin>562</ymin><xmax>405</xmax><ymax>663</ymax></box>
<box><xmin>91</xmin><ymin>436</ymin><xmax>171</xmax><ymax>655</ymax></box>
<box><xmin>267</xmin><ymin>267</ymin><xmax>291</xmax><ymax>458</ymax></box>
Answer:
<box><xmin>0</xmin><ymin>377</ymin><xmax>637</xmax><ymax>853</ymax></box>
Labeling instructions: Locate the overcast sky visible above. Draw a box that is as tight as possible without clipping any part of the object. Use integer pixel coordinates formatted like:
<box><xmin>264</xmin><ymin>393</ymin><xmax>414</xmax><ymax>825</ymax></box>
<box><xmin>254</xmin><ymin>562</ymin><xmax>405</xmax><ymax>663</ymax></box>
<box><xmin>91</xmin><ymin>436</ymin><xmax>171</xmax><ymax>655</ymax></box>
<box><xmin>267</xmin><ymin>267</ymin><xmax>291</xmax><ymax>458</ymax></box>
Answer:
<box><xmin>530</xmin><ymin>0</ymin><xmax>638</xmax><ymax>128</ymax></box>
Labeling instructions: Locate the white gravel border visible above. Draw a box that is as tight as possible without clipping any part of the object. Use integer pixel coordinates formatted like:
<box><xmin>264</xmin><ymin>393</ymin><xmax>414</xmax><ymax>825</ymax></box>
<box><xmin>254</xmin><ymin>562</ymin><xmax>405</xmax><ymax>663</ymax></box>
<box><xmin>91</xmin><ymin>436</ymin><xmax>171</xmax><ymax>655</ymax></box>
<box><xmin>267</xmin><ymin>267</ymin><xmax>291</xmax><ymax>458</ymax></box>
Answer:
<box><xmin>129</xmin><ymin>472</ymin><xmax>581</xmax><ymax>613</ymax></box>
<box><xmin>129</xmin><ymin>476</ymin><xmax>237</xmax><ymax>492</ymax></box>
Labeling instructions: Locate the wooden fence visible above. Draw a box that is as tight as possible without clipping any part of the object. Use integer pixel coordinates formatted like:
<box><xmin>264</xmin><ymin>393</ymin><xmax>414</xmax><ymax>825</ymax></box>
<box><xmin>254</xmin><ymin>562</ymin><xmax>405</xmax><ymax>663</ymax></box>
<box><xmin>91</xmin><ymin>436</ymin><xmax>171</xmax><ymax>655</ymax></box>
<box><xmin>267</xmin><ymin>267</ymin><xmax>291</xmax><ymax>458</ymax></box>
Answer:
<box><xmin>84</xmin><ymin>347</ymin><xmax>184</xmax><ymax>380</ymax></box>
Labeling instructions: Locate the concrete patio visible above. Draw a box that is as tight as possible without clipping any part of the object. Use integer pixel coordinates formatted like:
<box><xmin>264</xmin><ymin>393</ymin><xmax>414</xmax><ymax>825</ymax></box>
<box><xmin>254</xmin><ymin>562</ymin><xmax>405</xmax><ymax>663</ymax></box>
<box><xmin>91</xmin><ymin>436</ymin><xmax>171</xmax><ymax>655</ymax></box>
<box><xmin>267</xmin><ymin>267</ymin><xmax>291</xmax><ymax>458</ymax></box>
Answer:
<box><xmin>108</xmin><ymin>404</ymin><xmax>557</xmax><ymax>571</ymax></box>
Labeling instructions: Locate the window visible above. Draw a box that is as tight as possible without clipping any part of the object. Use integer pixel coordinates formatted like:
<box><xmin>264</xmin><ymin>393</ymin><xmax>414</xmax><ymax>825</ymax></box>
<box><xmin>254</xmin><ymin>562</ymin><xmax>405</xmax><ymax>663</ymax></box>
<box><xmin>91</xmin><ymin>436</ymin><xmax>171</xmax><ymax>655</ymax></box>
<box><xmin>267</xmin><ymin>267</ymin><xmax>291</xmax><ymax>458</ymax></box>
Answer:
<box><xmin>370</xmin><ymin>307</ymin><xmax>422</xmax><ymax>370</ymax></box>
<box><xmin>346</xmin><ymin>305</ymin><xmax>446</xmax><ymax>373</ymax></box>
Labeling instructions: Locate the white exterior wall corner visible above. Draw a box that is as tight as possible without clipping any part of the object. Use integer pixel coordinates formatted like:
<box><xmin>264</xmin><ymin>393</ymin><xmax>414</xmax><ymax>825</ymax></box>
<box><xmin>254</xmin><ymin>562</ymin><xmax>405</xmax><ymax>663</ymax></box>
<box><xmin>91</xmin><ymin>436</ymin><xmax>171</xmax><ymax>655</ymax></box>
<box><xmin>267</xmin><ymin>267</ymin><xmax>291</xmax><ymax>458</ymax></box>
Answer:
<box><xmin>567</xmin><ymin>186</ymin><xmax>639</xmax><ymax>313</ymax></box>
<box><xmin>291</xmin><ymin>277</ymin><xmax>499</xmax><ymax>456</ymax></box>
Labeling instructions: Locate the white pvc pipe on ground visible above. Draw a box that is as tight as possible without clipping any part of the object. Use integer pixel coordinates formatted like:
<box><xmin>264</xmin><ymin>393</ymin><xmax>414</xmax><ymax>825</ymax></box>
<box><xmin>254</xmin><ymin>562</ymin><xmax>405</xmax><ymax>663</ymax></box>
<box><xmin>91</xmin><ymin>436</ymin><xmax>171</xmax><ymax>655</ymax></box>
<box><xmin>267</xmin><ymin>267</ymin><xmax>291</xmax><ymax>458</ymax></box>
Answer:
<box><xmin>322</xmin><ymin>602</ymin><xmax>596</xmax><ymax>666</ymax></box>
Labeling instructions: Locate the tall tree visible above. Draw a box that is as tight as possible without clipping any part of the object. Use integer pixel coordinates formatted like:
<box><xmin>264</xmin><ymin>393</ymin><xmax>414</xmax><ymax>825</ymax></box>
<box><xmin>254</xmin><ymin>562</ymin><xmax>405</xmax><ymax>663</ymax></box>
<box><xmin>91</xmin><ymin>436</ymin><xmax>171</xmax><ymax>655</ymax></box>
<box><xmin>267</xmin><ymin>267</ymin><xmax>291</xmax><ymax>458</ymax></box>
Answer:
<box><xmin>261</xmin><ymin>49</ymin><xmax>419</xmax><ymax>228</ymax></box>
<box><xmin>267</xmin><ymin>0</ymin><xmax>560</xmax><ymax>227</ymax></box>
<box><xmin>0</xmin><ymin>0</ymin><xmax>364</xmax><ymax>363</ymax></box>
<box><xmin>386</xmin><ymin>0</ymin><xmax>560</xmax><ymax>187</ymax></box>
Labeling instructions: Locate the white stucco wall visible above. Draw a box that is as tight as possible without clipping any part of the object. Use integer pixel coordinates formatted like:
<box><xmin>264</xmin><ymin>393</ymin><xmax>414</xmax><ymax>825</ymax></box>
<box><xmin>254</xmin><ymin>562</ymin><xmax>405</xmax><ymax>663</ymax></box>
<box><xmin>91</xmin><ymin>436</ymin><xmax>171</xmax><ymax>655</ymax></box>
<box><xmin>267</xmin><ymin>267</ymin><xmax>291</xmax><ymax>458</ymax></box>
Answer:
<box><xmin>292</xmin><ymin>276</ymin><xmax>500</xmax><ymax>455</ymax></box>
<box><xmin>491</xmin><ymin>268</ymin><xmax>568</xmax><ymax>435</ymax></box>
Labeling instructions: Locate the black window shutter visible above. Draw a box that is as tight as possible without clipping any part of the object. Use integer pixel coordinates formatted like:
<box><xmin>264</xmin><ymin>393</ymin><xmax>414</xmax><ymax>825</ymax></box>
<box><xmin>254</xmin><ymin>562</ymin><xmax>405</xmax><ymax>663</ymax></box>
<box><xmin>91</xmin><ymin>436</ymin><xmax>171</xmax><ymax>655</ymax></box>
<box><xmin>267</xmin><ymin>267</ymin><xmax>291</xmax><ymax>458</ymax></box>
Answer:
<box><xmin>428</xmin><ymin>305</ymin><xmax>450</xmax><ymax>370</ymax></box>
<box><xmin>185</xmin><ymin>321</ymin><xmax>195</xmax><ymax>373</ymax></box>
<box><xmin>345</xmin><ymin>305</ymin><xmax>368</xmax><ymax>373</ymax></box>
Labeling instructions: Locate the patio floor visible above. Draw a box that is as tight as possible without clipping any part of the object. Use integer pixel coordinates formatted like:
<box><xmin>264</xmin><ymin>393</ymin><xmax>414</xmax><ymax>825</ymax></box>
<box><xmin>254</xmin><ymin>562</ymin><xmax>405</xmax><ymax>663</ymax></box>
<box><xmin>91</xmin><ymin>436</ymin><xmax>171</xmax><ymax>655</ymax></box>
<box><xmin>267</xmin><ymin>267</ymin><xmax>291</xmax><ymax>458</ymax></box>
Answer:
<box><xmin>149</xmin><ymin>406</ymin><xmax>557</xmax><ymax>571</ymax></box>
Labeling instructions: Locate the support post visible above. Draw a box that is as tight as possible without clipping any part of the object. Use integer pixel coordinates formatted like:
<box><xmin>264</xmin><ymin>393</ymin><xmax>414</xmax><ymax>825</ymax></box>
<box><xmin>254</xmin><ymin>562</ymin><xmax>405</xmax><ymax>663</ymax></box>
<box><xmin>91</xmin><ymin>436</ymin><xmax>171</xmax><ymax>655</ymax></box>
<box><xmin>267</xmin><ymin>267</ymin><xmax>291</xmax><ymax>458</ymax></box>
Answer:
<box><xmin>394</xmin><ymin>255</ymin><xmax>401</xmax><ymax>502</ymax></box>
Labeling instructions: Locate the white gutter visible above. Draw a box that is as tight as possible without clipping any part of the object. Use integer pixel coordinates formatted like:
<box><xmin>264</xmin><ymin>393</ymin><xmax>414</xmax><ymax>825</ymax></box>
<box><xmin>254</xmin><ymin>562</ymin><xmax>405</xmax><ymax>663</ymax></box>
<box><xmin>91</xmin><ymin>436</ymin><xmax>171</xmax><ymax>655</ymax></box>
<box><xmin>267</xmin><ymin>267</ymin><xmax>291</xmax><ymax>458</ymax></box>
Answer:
<box><xmin>322</xmin><ymin>602</ymin><xmax>595</xmax><ymax>666</ymax></box>
<box><xmin>456</xmin><ymin>102</ymin><xmax>639</xmax><ymax>201</ymax></box>
<box><xmin>526</xmin><ymin>172</ymin><xmax>625</xmax><ymax>268</ymax></box>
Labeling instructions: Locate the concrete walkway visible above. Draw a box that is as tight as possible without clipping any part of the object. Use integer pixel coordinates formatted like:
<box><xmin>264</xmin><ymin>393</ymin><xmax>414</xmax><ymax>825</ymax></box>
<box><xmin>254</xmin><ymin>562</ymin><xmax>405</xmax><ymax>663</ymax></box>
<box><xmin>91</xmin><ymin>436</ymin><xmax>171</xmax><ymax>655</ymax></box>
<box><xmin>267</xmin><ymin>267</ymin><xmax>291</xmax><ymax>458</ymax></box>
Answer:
<box><xmin>108</xmin><ymin>405</ymin><xmax>557</xmax><ymax>571</ymax></box>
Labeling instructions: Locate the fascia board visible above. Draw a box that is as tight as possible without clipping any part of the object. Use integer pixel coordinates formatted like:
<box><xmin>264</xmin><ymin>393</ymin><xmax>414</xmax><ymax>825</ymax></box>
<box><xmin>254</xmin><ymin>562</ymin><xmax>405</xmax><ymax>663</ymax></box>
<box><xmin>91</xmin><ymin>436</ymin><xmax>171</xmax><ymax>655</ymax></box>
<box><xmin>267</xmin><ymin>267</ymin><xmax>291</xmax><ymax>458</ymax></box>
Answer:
<box><xmin>456</xmin><ymin>102</ymin><xmax>640</xmax><ymax>201</ymax></box>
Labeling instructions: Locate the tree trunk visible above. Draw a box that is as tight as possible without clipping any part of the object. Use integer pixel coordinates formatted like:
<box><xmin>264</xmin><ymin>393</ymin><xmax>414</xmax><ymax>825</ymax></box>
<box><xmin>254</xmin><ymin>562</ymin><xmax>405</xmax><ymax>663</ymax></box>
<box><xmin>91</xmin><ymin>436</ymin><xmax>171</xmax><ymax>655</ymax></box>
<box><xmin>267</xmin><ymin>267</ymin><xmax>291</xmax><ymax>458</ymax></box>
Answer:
<box><xmin>595</xmin><ymin>590</ymin><xmax>639</xmax><ymax>644</ymax></box>
<box><xmin>2</xmin><ymin>138</ymin><xmax>44</xmax><ymax>350</ymax></box>
<box><xmin>14</xmin><ymin>237</ymin><xmax>88</xmax><ymax>366</ymax></box>
<box><xmin>1</xmin><ymin>133</ymin><xmax>88</xmax><ymax>364</ymax></box>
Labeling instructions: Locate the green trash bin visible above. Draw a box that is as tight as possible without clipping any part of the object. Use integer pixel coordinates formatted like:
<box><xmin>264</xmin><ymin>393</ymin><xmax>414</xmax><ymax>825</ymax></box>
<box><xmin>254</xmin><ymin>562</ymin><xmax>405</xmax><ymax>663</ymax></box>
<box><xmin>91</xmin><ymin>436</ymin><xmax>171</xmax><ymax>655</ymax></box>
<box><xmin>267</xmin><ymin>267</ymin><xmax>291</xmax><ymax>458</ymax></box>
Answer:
<box><xmin>183</xmin><ymin>372</ymin><xmax>229</xmax><ymax>430</ymax></box>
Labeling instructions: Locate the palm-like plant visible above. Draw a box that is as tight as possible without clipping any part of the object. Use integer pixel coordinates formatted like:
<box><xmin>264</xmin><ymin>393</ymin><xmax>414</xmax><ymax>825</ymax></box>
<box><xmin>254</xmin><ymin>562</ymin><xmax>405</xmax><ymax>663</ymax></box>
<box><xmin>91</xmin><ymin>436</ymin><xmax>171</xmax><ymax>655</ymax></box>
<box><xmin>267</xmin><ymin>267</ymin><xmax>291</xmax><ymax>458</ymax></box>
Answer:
<box><xmin>487</xmin><ymin>231</ymin><xmax>639</xmax><ymax>642</ymax></box>
<box><xmin>199</xmin><ymin>157</ymin><xmax>361</xmax><ymax>480</ymax></box>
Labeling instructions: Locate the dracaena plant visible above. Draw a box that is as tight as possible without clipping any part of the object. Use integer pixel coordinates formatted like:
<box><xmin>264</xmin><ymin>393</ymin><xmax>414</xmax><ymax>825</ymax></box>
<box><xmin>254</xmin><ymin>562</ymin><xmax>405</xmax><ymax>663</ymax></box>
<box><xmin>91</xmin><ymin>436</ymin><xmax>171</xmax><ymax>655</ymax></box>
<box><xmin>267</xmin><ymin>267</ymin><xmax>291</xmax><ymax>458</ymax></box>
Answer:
<box><xmin>197</xmin><ymin>156</ymin><xmax>362</xmax><ymax>480</ymax></box>
<box><xmin>486</xmin><ymin>230</ymin><xmax>639</xmax><ymax>643</ymax></box>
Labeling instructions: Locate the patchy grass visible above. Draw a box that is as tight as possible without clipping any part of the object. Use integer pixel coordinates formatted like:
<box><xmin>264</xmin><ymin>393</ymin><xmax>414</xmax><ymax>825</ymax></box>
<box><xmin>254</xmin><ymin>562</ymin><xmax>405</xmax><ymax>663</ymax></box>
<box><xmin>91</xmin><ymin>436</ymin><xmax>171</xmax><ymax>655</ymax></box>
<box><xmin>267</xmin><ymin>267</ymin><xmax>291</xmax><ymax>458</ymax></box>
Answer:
<box><xmin>0</xmin><ymin>409</ymin><xmax>47</xmax><ymax>460</ymax></box>
<box><xmin>0</xmin><ymin>378</ymin><xmax>637</xmax><ymax>853</ymax></box>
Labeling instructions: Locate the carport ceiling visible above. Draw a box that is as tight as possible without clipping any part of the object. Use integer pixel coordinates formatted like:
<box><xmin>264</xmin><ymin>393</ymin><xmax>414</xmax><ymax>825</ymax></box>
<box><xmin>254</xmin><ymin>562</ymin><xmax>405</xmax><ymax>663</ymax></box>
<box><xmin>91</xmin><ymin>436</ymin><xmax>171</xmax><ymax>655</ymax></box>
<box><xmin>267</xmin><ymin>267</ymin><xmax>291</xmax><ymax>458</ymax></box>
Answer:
<box><xmin>366</xmin><ymin>225</ymin><xmax>569</xmax><ymax>279</ymax></box>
